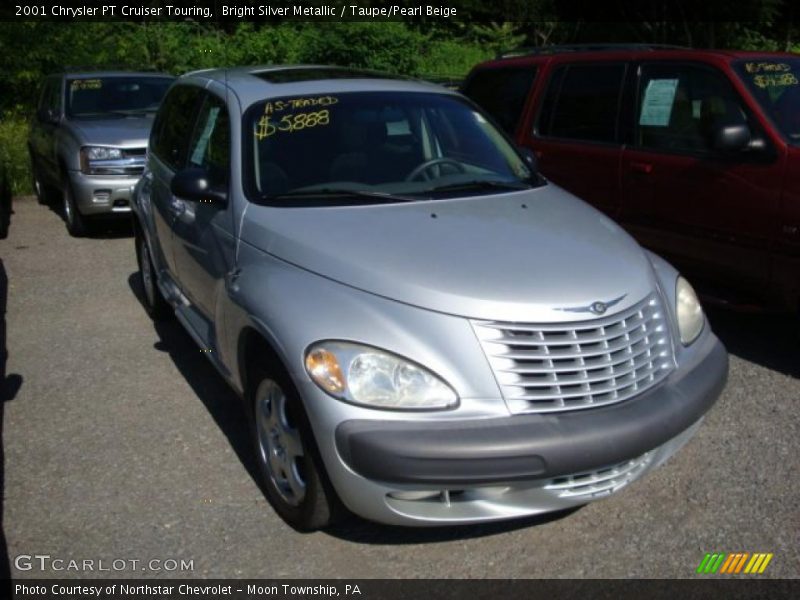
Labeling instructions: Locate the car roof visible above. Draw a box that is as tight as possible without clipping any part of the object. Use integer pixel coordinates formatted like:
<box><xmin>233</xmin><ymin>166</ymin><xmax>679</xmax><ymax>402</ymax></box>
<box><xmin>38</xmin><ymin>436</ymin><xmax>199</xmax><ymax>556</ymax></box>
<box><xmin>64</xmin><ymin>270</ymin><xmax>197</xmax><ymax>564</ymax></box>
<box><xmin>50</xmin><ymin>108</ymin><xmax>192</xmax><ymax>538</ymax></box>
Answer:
<box><xmin>476</xmin><ymin>46</ymin><xmax>799</xmax><ymax>70</ymax></box>
<box><xmin>180</xmin><ymin>65</ymin><xmax>459</xmax><ymax>108</ymax></box>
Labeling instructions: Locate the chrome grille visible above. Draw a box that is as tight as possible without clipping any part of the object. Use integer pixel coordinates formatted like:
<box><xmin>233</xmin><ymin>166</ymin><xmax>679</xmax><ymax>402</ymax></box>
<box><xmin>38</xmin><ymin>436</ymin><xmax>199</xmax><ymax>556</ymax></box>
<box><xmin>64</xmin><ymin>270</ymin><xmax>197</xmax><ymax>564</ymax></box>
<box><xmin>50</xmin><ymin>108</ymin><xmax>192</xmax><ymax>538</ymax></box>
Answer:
<box><xmin>544</xmin><ymin>453</ymin><xmax>653</xmax><ymax>499</ymax></box>
<box><xmin>472</xmin><ymin>293</ymin><xmax>674</xmax><ymax>414</ymax></box>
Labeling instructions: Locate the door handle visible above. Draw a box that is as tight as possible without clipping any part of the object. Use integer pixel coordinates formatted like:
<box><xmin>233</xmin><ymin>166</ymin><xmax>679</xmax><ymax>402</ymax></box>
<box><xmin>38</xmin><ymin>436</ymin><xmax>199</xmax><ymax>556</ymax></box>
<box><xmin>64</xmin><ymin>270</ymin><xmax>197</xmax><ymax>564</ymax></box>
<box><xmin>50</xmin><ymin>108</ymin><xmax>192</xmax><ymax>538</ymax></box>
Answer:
<box><xmin>629</xmin><ymin>161</ymin><xmax>653</xmax><ymax>174</ymax></box>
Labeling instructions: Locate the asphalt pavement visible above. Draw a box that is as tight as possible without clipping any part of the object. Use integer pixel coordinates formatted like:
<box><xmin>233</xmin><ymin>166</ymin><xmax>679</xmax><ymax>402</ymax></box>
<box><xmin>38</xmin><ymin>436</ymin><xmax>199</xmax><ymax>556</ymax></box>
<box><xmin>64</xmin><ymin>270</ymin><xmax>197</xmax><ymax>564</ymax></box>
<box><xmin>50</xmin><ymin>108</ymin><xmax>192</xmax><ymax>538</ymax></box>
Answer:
<box><xmin>0</xmin><ymin>196</ymin><xmax>797</xmax><ymax>579</ymax></box>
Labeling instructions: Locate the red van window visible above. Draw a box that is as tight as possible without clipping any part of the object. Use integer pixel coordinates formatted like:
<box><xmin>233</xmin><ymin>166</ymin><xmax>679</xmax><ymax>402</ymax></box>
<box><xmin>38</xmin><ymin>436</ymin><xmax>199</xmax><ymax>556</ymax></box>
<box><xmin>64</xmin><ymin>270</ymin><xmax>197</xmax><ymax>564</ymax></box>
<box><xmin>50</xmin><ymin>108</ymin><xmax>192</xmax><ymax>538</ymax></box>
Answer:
<box><xmin>537</xmin><ymin>63</ymin><xmax>626</xmax><ymax>143</ymax></box>
<box><xmin>635</xmin><ymin>64</ymin><xmax>749</xmax><ymax>154</ymax></box>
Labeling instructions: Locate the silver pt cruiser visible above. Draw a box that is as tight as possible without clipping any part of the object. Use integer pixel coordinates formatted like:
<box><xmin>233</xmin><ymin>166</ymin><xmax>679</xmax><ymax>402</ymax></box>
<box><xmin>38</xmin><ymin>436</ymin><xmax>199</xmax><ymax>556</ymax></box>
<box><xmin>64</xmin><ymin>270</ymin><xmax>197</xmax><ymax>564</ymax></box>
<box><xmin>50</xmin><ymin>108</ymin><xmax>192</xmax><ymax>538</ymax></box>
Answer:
<box><xmin>131</xmin><ymin>66</ymin><xmax>728</xmax><ymax>530</ymax></box>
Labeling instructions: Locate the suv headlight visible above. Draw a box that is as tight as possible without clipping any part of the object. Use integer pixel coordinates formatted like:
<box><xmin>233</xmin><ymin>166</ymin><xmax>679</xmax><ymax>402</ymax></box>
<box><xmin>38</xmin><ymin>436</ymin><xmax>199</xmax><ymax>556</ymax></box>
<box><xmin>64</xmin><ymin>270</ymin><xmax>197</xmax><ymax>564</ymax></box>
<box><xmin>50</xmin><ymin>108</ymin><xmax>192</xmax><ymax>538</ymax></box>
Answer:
<box><xmin>676</xmin><ymin>276</ymin><xmax>704</xmax><ymax>345</ymax></box>
<box><xmin>304</xmin><ymin>342</ymin><xmax>458</xmax><ymax>410</ymax></box>
<box><xmin>80</xmin><ymin>146</ymin><xmax>123</xmax><ymax>174</ymax></box>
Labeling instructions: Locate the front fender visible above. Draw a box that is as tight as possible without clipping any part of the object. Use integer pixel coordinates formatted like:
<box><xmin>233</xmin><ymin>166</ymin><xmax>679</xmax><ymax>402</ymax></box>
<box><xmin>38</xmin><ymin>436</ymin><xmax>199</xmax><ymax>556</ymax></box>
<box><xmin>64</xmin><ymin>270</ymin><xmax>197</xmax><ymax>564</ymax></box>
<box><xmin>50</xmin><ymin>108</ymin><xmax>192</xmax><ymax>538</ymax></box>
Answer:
<box><xmin>219</xmin><ymin>241</ymin><xmax>506</xmax><ymax>421</ymax></box>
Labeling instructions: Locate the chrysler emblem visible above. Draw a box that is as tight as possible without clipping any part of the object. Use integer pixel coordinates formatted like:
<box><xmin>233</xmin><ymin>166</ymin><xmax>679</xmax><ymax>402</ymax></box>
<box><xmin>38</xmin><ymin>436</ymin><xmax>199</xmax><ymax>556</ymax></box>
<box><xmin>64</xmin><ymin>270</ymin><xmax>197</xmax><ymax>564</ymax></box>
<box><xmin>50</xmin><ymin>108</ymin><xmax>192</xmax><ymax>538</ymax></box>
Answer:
<box><xmin>590</xmin><ymin>301</ymin><xmax>608</xmax><ymax>315</ymax></box>
<box><xmin>557</xmin><ymin>294</ymin><xmax>628</xmax><ymax>315</ymax></box>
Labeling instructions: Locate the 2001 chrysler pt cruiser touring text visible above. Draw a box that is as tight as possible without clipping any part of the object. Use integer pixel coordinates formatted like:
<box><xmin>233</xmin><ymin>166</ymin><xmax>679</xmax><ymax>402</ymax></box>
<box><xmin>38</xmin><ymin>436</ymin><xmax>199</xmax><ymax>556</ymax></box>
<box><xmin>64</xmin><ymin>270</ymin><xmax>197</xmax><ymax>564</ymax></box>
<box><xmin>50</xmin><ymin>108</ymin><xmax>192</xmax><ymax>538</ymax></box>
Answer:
<box><xmin>131</xmin><ymin>65</ymin><xmax>728</xmax><ymax>530</ymax></box>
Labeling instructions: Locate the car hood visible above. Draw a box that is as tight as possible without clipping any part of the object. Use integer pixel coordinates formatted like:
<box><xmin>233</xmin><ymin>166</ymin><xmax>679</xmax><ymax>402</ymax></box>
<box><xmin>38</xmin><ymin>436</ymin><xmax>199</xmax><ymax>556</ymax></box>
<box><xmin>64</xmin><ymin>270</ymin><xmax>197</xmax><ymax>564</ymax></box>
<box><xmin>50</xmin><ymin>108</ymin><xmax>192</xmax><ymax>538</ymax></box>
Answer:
<box><xmin>69</xmin><ymin>115</ymin><xmax>154</xmax><ymax>147</ymax></box>
<box><xmin>241</xmin><ymin>185</ymin><xmax>658</xmax><ymax>322</ymax></box>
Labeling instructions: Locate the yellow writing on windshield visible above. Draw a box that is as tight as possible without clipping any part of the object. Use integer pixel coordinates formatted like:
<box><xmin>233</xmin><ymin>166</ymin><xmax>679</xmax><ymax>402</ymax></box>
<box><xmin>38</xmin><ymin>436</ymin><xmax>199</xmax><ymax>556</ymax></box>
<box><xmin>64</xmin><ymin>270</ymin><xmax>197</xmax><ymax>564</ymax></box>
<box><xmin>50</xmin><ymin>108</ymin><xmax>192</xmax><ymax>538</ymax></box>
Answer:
<box><xmin>255</xmin><ymin>109</ymin><xmax>331</xmax><ymax>140</ymax></box>
<box><xmin>70</xmin><ymin>79</ymin><xmax>102</xmax><ymax>90</ymax></box>
<box><xmin>753</xmin><ymin>73</ymin><xmax>798</xmax><ymax>88</ymax></box>
<box><xmin>744</xmin><ymin>62</ymin><xmax>791</xmax><ymax>73</ymax></box>
<box><xmin>263</xmin><ymin>96</ymin><xmax>339</xmax><ymax>115</ymax></box>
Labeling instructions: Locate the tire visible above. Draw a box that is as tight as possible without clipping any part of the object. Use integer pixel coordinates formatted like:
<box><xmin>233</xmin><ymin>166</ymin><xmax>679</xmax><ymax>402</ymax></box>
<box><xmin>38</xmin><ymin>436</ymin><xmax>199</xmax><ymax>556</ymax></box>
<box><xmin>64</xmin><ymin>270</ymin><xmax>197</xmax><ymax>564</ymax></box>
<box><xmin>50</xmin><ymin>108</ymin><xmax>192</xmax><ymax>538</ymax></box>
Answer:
<box><xmin>30</xmin><ymin>154</ymin><xmax>52</xmax><ymax>205</ymax></box>
<box><xmin>250</xmin><ymin>367</ymin><xmax>344</xmax><ymax>531</ymax></box>
<box><xmin>62</xmin><ymin>175</ymin><xmax>90</xmax><ymax>237</ymax></box>
<box><xmin>135</xmin><ymin>231</ymin><xmax>172</xmax><ymax>320</ymax></box>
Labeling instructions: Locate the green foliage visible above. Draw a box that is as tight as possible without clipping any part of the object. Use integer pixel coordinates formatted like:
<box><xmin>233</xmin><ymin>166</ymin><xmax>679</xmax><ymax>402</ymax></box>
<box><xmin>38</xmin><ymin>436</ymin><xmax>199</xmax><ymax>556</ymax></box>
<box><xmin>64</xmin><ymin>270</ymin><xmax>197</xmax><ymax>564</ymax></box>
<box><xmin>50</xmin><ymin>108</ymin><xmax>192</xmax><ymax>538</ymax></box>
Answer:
<box><xmin>465</xmin><ymin>22</ymin><xmax>527</xmax><ymax>55</ymax></box>
<box><xmin>417</xmin><ymin>39</ymin><xmax>492</xmax><ymax>79</ymax></box>
<box><xmin>0</xmin><ymin>113</ymin><xmax>31</xmax><ymax>196</ymax></box>
<box><xmin>298</xmin><ymin>22</ymin><xmax>426</xmax><ymax>74</ymax></box>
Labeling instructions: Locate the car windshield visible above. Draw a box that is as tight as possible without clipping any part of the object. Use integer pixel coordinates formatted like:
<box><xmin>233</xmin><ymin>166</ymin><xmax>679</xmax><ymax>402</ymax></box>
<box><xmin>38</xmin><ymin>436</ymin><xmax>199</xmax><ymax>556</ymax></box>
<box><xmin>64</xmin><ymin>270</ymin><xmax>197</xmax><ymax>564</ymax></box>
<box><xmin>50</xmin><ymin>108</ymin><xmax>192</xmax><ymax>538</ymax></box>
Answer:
<box><xmin>66</xmin><ymin>76</ymin><xmax>173</xmax><ymax>118</ymax></box>
<box><xmin>245</xmin><ymin>91</ymin><xmax>538</xmax><ymax>204</ymax></box>
<box><xmin>734</xmin><ymin>58</ymin><xmax>800</xmax><ymax>143</ymax></box>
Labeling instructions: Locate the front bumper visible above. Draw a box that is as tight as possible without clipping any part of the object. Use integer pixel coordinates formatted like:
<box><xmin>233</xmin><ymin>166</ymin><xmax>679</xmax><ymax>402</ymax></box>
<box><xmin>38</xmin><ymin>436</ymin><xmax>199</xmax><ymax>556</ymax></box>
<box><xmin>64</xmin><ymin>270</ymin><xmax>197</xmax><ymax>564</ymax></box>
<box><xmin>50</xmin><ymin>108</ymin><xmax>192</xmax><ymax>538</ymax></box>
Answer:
<box><xmin>329</xmin><ymin>333</ymin><xmax>727</xmax><ymax>525</ymax></box>
<box><xmin>67</xmin><ymin>170</ymin><xmax>141</xmax><ymax>216</ymax></box>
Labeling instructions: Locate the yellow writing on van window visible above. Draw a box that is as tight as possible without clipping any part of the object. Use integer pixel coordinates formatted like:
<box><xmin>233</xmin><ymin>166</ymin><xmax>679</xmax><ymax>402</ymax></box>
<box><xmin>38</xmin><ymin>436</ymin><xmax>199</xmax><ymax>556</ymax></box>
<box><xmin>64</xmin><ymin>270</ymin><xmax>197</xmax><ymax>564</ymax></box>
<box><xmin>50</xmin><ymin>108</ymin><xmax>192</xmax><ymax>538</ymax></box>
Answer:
<box><xmin>744</xmin><ymin>62</ymin><xmax>791</xmax><ymax>74</ymax></box>
<box><xmin>71</xmin><ymin>79</ymin><xmax>102</xmax><ymax>90</ymax></box>
<box><xmin>753</xmin><ymin>73</ymin><xmax>798</xmax><ymax>88</ymax></box>
<box><xmin>263</xmin><ymin>96</ymin><xmax>338</xmax><ymax>115</ymax></box>
<box><xmin>255</xmin><ymin>110</ymin><xmax>331</xmax><ymax>140</ymax></box>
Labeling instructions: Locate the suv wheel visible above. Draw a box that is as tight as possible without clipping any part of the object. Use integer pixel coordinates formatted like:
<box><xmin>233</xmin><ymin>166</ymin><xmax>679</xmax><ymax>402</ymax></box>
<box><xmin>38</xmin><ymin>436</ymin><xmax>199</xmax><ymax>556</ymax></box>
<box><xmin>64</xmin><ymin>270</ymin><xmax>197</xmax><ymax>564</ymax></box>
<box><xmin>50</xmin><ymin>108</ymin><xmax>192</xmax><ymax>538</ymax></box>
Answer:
<box><xmin>135</xmin><ymin>231</ymin><xmax>172</xmax><ymax>320</ymax></box>
<box><xmin>30</xmin><ymin>155</ymin><xmax>52</xmax><ymax>205</ymax></box>
<box><xmin>62</xmin><ymin>176</ymin><xmax>90</xmax><ymax>237</ymax></box>
<box><xmin>251</xmin><ymin>369</ymin><xmax>343</xmax><ymax>531</ymax></box>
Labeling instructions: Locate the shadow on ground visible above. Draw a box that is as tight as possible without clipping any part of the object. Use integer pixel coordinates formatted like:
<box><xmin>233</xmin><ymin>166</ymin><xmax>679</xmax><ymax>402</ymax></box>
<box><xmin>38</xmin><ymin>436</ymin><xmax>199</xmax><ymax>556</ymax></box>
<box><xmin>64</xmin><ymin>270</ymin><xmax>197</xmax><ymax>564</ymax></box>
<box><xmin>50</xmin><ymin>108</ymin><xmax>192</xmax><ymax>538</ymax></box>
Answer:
<box><xmin>705</xmin><ymin>307</ymin><xmax>800</xmax><ymax>379</ymax></box>
<box><xmin>40</xmin><ymin>195</ymin><xmax>133</xmax><ymax>239</ymax></box>
<box><xmin>1</xmin><ymin>260</ymin><xmax>23</xmax><ymax>587</ymax></box>
<box><xmin>323</xmin><ymin>505</ymin><xmax>581</xmax><ymax>544</ymax></box>
<box><xmin>127</xmin><ymin>273</ymin><xmax>259</xmax><ymax>483</ymax></box>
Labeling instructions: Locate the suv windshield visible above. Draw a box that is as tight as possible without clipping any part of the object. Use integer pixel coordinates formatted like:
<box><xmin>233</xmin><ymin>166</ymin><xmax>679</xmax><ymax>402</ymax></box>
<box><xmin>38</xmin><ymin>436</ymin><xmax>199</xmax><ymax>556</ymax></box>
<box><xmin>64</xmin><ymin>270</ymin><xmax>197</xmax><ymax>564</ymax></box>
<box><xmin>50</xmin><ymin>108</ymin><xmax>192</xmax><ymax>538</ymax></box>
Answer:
<box><xmin>66</xmin><ymin>76</ymin><xmax>173</xmax><ymax>119</ymax></box>
<box><xmin>245</xmin><ymin>91</ymin><xmax>537</xmax><ymax>204</ymax></box>
<box><xmin>734</xmin><ymin>58</ymin><xmax>800</xmax><ymax>143</ymax></box>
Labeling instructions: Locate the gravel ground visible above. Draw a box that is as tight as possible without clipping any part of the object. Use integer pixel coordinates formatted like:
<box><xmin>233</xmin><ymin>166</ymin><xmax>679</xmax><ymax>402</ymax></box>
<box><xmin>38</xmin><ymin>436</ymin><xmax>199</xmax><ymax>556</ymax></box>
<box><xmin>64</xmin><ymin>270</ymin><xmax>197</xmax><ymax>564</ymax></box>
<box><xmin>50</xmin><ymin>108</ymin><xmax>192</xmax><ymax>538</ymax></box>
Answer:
<box><xmin>0</xmin><ymin>196</ymin><xmax>797</xmax><ymax>579</ymax></box>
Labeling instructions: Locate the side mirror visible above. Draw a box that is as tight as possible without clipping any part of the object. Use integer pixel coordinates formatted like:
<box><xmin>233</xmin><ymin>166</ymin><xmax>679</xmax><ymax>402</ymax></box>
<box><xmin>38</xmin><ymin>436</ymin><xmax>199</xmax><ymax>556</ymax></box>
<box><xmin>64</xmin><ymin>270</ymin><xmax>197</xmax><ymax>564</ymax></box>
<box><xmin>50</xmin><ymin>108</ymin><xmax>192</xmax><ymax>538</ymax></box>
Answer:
<box><xmin>713</xmin><ymin>123</ymin><xmax>751</xmax><ymax>153</ymax></box>
<box><xmin>171</xmin><ymin>167</ymin><xmax>227</xmax><ymax>205</ymax></box>
<box><xmin>518</xmin><ymin>146</ymin><xmax>539</xmax><ymax>172</ymax></box>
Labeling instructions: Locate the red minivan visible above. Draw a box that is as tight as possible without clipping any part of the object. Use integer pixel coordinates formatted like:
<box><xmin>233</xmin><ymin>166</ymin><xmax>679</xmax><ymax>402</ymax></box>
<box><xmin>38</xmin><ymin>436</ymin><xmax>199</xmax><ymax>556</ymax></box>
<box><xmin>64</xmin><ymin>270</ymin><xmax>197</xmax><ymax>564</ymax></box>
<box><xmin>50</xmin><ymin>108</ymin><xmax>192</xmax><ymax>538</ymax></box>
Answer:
<box><xmin>463</xmin><ymin>45</ymin><xmax>800</xmax><ymax>312</ymax></box>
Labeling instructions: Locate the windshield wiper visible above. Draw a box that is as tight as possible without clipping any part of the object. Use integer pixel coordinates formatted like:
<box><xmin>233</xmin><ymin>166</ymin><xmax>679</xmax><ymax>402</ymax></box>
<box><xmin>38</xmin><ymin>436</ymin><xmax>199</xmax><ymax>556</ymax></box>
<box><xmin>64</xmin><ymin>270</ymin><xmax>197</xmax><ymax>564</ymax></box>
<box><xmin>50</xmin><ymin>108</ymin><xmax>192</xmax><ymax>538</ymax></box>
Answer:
<box><xmin>266</xmin><ymin>188</ymin><xmax>418</xmax><ymax>204</ymax></box>
<box><xmin>425</xmin><ymin>180</ymin><xmax>532</xmax><ymax>194</ymax></box>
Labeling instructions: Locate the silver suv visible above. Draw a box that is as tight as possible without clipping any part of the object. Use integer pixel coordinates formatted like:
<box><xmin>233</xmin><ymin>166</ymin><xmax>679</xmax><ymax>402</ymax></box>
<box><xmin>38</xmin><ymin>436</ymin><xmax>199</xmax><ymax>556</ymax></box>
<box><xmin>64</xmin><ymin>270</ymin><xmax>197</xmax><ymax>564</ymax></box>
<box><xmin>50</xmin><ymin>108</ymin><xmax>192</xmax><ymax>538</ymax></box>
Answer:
<box><xmin>132</xmin><ymin>66</ymin><xmax>728</xmax><ymax>530</ymax></box>
<box><xmin>28</xmin><ymin>71</ymin><xmax>174</xmax><ymax>236</ymax></box>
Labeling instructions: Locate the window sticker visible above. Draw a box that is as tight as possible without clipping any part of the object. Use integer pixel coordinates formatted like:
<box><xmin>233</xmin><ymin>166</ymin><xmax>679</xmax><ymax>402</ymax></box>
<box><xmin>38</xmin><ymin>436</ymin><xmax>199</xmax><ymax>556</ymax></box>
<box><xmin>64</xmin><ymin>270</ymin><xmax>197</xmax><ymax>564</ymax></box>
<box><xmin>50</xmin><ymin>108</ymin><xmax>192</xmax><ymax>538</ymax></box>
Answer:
<box><xmin>190</xmin><ymin>107</ymin><xmax>221</xmax><ymax>166</ymax></box>
<box><xmin>70</xmin><ymin>79</ymin><xmax>102</xmax><ymax>91</ymax></box>
<box><xmin>639</xmin><ymin>78</ymin><xmax>679</xmax><ymax>127</ymax></box>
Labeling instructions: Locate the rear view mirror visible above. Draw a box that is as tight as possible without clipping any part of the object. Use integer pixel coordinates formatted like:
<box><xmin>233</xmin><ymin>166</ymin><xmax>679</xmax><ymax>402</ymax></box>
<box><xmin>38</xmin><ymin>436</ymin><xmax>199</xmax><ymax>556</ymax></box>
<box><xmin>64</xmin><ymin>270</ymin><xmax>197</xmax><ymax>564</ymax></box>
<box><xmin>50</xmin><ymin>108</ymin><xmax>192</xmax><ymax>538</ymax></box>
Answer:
<box><xmin>713</xmin><ymin>124</ymin><xmax>751</xmax><ymax>153</ymax></box>
<box><xmin>171</xmin><ymin>167</ymin><xmax>227</xmax><ymax>205</ymax></box>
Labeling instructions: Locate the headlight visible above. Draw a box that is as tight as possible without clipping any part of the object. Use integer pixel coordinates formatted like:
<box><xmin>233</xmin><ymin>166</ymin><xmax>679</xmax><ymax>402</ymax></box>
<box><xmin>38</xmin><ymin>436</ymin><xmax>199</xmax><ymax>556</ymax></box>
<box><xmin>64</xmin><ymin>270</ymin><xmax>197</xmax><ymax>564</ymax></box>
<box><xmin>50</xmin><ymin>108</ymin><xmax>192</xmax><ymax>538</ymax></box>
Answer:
<box><xmin>82</xmin><ymin>146</ymin><xmax>123</xmax><ymax>160</ymax></box>
<box><xmin>80</xmin><ymin>146</ymin><xmax>124</xmax><ymax>174</ymax></box>
<box><xmin>304</xmin><ymin>342</ymin><xmax>458</xmax><ymax>410</ymax></box>
<box><xmin>676</xmin><ymin>276</ymin><xmax>704</xmax><ymax>345</ymax></box>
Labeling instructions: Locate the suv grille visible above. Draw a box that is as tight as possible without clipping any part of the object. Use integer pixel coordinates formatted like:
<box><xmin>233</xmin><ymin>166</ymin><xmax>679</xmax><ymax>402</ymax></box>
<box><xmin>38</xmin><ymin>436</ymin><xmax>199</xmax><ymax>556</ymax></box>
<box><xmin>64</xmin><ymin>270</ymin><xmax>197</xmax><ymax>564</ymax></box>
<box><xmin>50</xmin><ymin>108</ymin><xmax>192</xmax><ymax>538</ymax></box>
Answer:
<box><xmin>472</xmin><ymin>293</ymin><xmax>674</xmax><ymax>414</ymax></box>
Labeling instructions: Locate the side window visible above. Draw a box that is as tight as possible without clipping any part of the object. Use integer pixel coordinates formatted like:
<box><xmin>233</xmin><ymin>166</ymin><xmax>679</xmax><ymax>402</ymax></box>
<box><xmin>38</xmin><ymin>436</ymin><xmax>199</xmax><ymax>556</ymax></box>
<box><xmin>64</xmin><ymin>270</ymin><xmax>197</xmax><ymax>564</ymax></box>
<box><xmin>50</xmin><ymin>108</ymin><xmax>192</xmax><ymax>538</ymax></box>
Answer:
<box><xmin>537</xmin><ymin>64</ymin><xmax>626</xmax><ymax>143</ymax></box>
<box><xmin>462</xmin><ymin>67</ymin><xmax>537</xmax><ymax>135</ymax></box>
<box><xmin>186</xmin><ymin>93</ymin><xmax>230</xmax><ymax>187</ymax></box>
<box><xmin>635</xmin><ymin>64</ymin><xmax>748</xmax><ymax>154</ymax></box>
<box><xmin>151</xmin><ymin>85</ymin><xmax>203</xmax><ymax>171</ymax></box>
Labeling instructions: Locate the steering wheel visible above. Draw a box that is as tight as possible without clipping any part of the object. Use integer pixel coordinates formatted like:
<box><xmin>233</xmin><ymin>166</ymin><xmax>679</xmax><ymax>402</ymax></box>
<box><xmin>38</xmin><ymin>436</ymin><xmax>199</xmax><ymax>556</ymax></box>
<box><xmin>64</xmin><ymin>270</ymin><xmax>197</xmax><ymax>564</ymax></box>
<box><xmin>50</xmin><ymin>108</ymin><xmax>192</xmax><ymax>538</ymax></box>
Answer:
<box><xmin>405</xmin><ymin>158</ymin><xmax>466</xmax><ymax>182</ymax></box>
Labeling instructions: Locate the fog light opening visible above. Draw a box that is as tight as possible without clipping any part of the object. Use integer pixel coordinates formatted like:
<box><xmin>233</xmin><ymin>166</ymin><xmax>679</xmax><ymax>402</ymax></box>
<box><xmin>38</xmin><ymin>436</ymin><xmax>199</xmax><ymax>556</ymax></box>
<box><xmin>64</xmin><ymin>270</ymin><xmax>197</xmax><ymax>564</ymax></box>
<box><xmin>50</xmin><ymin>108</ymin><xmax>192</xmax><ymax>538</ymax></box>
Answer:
<box><xmin>388</xmin><ymin>489</ymin><xmax>467</xmax><ymax>505</ymax></box>
<box><xmin>92</xmin><ymin>189</ymin><xmax>111</xmax><ymax>203</ymax></box>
